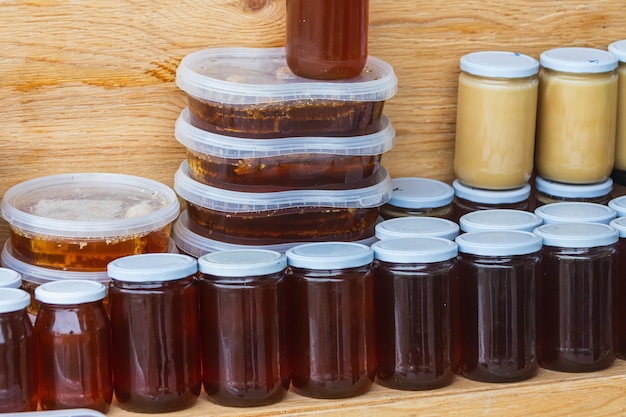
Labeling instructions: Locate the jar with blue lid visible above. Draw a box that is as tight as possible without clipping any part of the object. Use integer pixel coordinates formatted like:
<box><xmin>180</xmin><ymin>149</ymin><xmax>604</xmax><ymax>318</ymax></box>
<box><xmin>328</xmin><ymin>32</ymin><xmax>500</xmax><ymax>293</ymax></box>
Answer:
<box><xmin>451</xmin><ymin>180</ymin><xmax>531</xmax><ymax>223</ymax></box>
<box><xmin>375</xmin><ymin>216</ymin><xmax>460</xmax><ymax>241</ymax></box>
<box><xmin>534</xmin><ymin>201</ymin><xmax>616</xmax><ymax>224</ymax></box>
<box><xmin>379</xmin><ymin>177</ymin><xmax>455</xmax><ymax>220</ymax></box>
<box><xmin>371</xmin><ymin>237</ymin><xmax>457</xmax><ymax>390</ymax></box>
<box><xmin>459</xmin><ymin>209</ymin><xmax>542</xmax><ymax>233</ymax></box>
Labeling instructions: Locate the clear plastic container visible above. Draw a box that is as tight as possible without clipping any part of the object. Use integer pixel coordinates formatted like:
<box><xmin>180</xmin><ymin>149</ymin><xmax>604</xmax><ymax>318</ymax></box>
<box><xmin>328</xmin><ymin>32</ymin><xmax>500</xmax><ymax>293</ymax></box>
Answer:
<box><xmin>534</xmin><ymin>222</ymin><xmax>618</xmax><ymax>372</ymax></box>
<box><xmin>534</xmin><ymin>176</ymin><xmax>613</xmax><ymax>207</ymax></box>
<box><xmin>536</xmin><ymin>47</ymin><xmax>618</xmax><ymax>184</ymax></box>
<box><xmin>0</xmin><ymin>267</ymin><xmax>21</xmax><ymax>288</ymax></box>
<box><xmin>1</xmin><ymin>173</ymin><xmax>180</xmax><ymax>271</ymax></box>
<box><xmin>534</xmin><ymin>201</ymin><xmax>617</xmax><ymax>225</ymax></box>
<box><xmin>609</xmin><ymin>40</ymin><xmax>626</xmax><ymax>184</ymax></box>
<box><xmin>372</xmin><ymin>237</ymin><xmax>457</xmax><ymax>390</ymax></box>
<box><xmin>451</xmin><ymin>180</ymin><xmax>531</xmax><ymax>223</ymax></box>
<box><xmin>454</xmin><ymin>51</ymin><xmax>539</xmax><ymax>189</ymax></box>
<box><xmin>459</xmin><ymin>209</ymin><xmax>543</xmax><ymax>233</ymax></box>
<box><xmin>378</xmin><ymin>177</ymin><xmax>455</xmax><ymax>220</ymax></box>
<box><xmin>375</xmin><ymin>217</ymin><xmax>460</xmax><ymax>241</ymax></box>
<box><xmin>285</xmin><ymin>242</ymin><xmax>375</xmax><ymax>398</ymax></box>
<box><xmin>174</xmin><ymin>160</ymin><xmax>391</xmax><ymax>244</ymax></box>
<box><xmin>175</xmin><ymin>108</ymin><xmax>395</xmax><ymax>191</ymax></box>
<box><xmin>175</xmin><ymin>47</ymin><xmax>397</xmax><ymax>138</ymax></box>
<box><xmin>609</xmin><ymin>217</ymin><xmax>626</xmax><ymax>359</ymax></box>
<box><xmin>197</xmin><ymin>250</ymin><xmax>290</xmax><ymax>407</ymax></box>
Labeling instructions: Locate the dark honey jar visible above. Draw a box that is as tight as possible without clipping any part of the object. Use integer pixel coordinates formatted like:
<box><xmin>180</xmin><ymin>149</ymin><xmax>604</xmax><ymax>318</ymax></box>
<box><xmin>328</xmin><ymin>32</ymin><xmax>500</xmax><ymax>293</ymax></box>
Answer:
<box><xmin>371</xmin><ymin>237</ymin><xmax>457</xmax><ymax>390</ymax></box>
<box><xmin>197</xmin><ymin>250</ymin><xmax>290</xmax><ymax>407</ymax></box>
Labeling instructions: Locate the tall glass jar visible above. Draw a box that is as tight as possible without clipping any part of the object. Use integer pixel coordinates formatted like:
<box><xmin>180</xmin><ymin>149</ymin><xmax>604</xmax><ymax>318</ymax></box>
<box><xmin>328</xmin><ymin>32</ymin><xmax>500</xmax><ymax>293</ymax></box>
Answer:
<box><xmin>197</xmin><ymin>250</ymin><xmax>290</xmax><ymax>407</ymax></box>
<box><xmin>454</xmin><ymin>51</ymin><xmax>539</xmax><ymax>190</ymax></box>
<box><xmin>108</xmin><ymin>253</ymin><xmax>201</xmax><ymax>413</ymax></box>
<box><xmin>0</xmin><ymin>288</ymin><xmax>36</xmax><ymax>412</ymax></box>
<box><xmin>536</xmin><ymin>47</ymin><xmax>618</xmax><ymax>184</ymax></box>
<box><xmin>609</xmin><ymin>40</ymin><xmax>626</xmax><ymax>185</ymax></box>
<box><xmin>285</xmin><ymin>242</ymin><xmax>375</xmax><ymax>399</ymax></box>
<box><xmin>34</xmin><ymin>280</ymin><xmax>112</xmax><ymax>413</ymax></box>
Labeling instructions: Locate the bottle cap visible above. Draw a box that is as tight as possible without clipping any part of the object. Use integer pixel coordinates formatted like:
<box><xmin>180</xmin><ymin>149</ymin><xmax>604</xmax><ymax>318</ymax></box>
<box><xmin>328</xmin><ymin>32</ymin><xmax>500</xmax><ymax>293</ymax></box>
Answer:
<box><xmin>375</xmin><ymin>217</ymin><xmax>459</xmax><ymax>240</ymax></box>
<box><xmin>372</xmin><ymin>237</ymin><xmax>458</xmax><ymax>263</ymax></box>
<box><xmin>286</xmin><ymin>242</ymin><xmax>373</xmax><ymax>269</ymax></box>
<box><xmin>461</xmin><ymin>51</ymin><xmax>539</xmax><ymax>78</ymax></box>
<box><xmin>540</xmin><ymin>47</ymin><xmax>618</xmax><ymax>73</ymax></box>
<box><xmin>35</xmin><ymin>280</ymin><xmax>107</xmax><ymax>305</ymax></box>
<box><xmin>108</xmin><ymin>253</ymin><xmax>198</xmax><ymax>282</ymax></box>
<box><xmin>455</xmin><ymin>230</ymin><xmax>542</xmax><ymax>256</ymax></box>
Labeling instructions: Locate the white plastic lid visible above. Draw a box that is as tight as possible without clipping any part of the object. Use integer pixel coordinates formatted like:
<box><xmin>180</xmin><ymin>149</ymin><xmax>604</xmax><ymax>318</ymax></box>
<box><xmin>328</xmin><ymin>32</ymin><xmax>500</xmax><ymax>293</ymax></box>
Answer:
<box><xmin>609</xmin><ymin>40</ymin><xmax>626</xmax><ymax>62</ymax></box>
<box><xmin>609</xmin><ymin>217</ymin><xmax>626</xmax><ymax>238</ymax></box>
<box><xmin>0</xmin><ymin>288</ymin><xmax>31</xmax><ymax>313</ymax></box>
<box><xmin>372</xmin><ymin>237</ymin><xmax>458</xmax><ymax>263</ymax></box>
<box><xmin>386</xmin><ymin>177</ymin><xmax>454</xmax><ymax>209</ymax></box>
<box><xmin>176</xmin><ymin>47</ymin><xmax>398</xmax><ymax>105</ymax></box>
<box><xmin>286</xmin><ymin>242</ymin><xmax>374</xmax><ymax>269</ymax></box>
<box><xmin>35</xmin><ymin>280</ymin><xmax>107</xmax><ymax>305</ymax></box>
<box><xmin>460</xmin><ymin>51</ymin><xmax>539</xmax><ymax>78</ymax></box>
<box><xmin>455</xmin><ymin>230</ymin><xmax>542</xmax><ymax>256</ymax></box>
<box><xmin>175</xmin><ymin>160</ymin><xmax>392</xmax><ymax>212</ymax></box>
<box><xmin>534</xmin><ymin>222</ymin><xmax>619</xmax><ymax>248</ymax></box>
<box><xmin>198</xmin><ymin>250</ymin><xmax>286</xmax><ymax>277</ymax></box>
<box><xmin>375</xmin><ymin>217</ymin><xmax>460</xmax><ymax>240</ymax></box>
<box><xmin>176</xmin><ymin>108</ymin><xmax>395</xmax><ymax>158</ymax></box>
<box><xmin>1</xmin><ymin>173</ymin><xmax>180</xmax><ymax>238</ymax></box>
<box><xmin>534</xmin><ymin>202</ymin><xmax>616</xmax><ymax>224</ymax></box>
<box><xmin>0</xmin><ymin>268</ymin><xmax>21</xmax><ymax>288</ymax></box>
<box><xmin>608</xmin><ymin>195</ymin><xmax>626</xmax><ymax>217</ymax></box>
<box><xmin>459</xmin><ymin>209</ymin><xmax>543</xmax><ymax>233</ymax></box>
<box><xmin>453</xmin><ymin>180</ymin><xmax>531</xmax><ymax>204</ymax></box>
<box><xmin>107</xmin><ymin>253</ymin><xmax>198</xmax><ymax>282</ymax></box>
<box><xmin>536</xmin><ymin>176</ymin><xmax>613</xmax><ymax>199</ymax></box>
<box><xmin>540</xmin><ymin>47</ymin><xmax>618</xmax><ymax>73</ymax></box>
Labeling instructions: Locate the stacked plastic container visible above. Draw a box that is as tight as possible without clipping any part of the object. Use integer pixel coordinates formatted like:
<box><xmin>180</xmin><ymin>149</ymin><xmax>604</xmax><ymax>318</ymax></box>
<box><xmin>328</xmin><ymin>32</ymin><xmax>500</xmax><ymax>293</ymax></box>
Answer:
<box><xmin>173</xmin><ymin>47</ymin><xmax>398</xmax><ymax>254</ymax></box>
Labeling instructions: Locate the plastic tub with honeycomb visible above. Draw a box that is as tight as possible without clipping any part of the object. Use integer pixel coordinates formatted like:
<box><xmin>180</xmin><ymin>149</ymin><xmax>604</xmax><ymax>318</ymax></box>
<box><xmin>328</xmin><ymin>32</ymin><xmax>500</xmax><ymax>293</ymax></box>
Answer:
<box><xmin>174</xmin><ymin>161</ymin><xmax>392</xmax><ymax>245</ymax></box>
<box><xmin>1</xmin><ymin>173</ymin><xmax>180</xmax><ymax>272</ymax></box>
<box><xmin>175</xmin><ymin>108</ymin><xmax>395</xmax><ymax>191</ymax></box>
<box><xmin>175</xmin><ymin>47</ymin><xmax>398</xmax><ymax>138</ymax></box>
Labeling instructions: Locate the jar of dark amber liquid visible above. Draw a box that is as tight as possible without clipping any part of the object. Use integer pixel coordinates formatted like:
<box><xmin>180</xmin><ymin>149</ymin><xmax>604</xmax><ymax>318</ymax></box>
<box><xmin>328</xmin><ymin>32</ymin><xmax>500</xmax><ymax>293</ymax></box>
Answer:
<box><xmin>371</xmin><ymin>237</ymin><xmax>457</xmax><ymax>390</ymax></box>
<box><xmin>108</xmin><ymin>253</ymin><xmax>201</xmax><ymax>413</ymax></box>
<box><xmin>379</xmin><ymin>177</ymin><xmax>455</xmax><ymax>220</ymax></box>
<box><xmin>197</xmin><ymin>249</ymin><xmax>290</xmax><ymax>407</ymax></box>
<box><xmin>285</xmin><ymin>242</ymin><xmax>375</xmax><ymax>398</ymax></box>
<box><xmin>0</xmin><ymin>288</ymin><xmax>36</xmax><ymax>412</ymax></box>
<box><xmin>451</xmin><ymin>180</ymin><xmax>531</xmax><ymax>223</ymax></box>
<box><xmin>534</xmin><ymin>222</ymin><xmax>618</xmax><ymax>372</ymax></box>
<box><xmin>609</xmin><ymin>217</ymin><xmax>626</xmax><ymax>359</ymax></box>
<box><xmin>454</xmin><ymin>230</ymin><xmax>542</xmax><ymax>382</ymax></box>
<box><xmin>534</xmin><ymin>176</ymin><xmax>613</xmax><ymax>207</ymax></box>
<box><xmin>285</xmin><ymin>0</ymin><xmax>368</xmax><ymax>80</ymax></box>
<box><xmin>34</xmin><ymin>280</ymin><xmax>112</xmax><ymax>413</ymax></box>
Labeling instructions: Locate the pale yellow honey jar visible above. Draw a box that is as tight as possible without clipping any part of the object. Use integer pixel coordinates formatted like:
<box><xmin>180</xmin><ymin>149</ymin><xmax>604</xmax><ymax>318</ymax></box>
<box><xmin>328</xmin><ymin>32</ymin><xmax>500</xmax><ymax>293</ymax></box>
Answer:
<box><xmin>609</xmin><ymin>40</ymin><xmax>626</xmax><ymax>184</ymax></box>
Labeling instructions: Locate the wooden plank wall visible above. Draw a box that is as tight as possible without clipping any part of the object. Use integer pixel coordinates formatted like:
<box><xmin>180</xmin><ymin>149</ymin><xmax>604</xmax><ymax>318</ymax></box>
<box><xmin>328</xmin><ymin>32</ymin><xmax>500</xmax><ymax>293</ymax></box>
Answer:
<box><xmin>0</xmin><ymin>0</ymin><xmax>624</xmax><ymax>243</ymax></box>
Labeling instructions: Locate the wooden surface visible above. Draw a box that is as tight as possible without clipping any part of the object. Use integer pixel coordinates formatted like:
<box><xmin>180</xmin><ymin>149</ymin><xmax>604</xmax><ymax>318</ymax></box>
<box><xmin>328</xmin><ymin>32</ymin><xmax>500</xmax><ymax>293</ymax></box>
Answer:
<box><xmin>2</xmin><ymin>0</ymin><xmax>626</xmax><ymax>415</ymax></box>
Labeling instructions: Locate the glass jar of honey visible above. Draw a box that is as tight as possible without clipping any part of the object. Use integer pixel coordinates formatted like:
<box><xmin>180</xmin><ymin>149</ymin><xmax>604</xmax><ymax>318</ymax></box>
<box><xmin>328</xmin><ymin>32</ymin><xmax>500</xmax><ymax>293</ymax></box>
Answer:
<box><xmin>375</xmin><ymin>216</ymin><xmax>460</xmax><ymax>241</ymax></box>
<box><xmin>451</xmin><ymin>180</ymin><xmax>531</xmax><ymax>223</ymax></box>
<box><xmin>285</xmin><ymin>242</ymin><xmax>375</xmax><ymax>399</ymax></box>
<box><xmin>378</xmin><ymin>177</ymin><xmax>455</xmax><ymax>220</ymax></box>
<box><xmin>536</xmin><ymin>47</ymin><xmax>618</xmax><ymax>184</ymax></box>
<box><xmin>609</xmin><ymin>40</ymin><xmax>626</xmax><ymax>185</ymax></box>
<box><xmin>34</xmin><ymin>280</ymin><xmax>112</xmax><ymax>413</ymax></box>
<box><xmin>108</xmin><ymin>254</ymin><xmax>201</xmax><ymax>413</ymax></box>
<box><xmin>0</xmin><ymin>288</ymin><xmax>36</xmax><ymax>412</ymax></box>
<box><xmin>534</xmin><ymin>176</ymin><xmax>613</xmax><ymax>207</ymax></box>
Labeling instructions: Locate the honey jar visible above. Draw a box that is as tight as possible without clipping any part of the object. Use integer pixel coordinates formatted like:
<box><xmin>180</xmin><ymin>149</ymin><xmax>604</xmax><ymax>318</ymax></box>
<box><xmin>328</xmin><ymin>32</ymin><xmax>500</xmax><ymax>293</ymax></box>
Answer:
<box><xmin>378</xmin><ymin>177</ymin><xmax>455</xmax><ymax>220</ymax></box>
<box><xmin>609</xmin><ymin>40</ymin><xmax>626</xmax><ymax>184</ymax></box>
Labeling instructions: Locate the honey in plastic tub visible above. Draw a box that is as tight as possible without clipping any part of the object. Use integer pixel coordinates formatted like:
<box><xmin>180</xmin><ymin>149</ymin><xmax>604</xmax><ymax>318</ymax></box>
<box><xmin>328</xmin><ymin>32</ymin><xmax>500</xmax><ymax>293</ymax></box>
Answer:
<box><xmin>175</xmin><ymin>47</ymin><xmax>397</xmax><ymax>138</ymax></box>
<box><xmin>175</xmin><ymin>108</ymin><xmax>395</xmax><ymax>191</ymax></box>
<box><xmin>1</xmin><ymin>173</ymin><xmax>180</xmax><ymax>271</ymax></box>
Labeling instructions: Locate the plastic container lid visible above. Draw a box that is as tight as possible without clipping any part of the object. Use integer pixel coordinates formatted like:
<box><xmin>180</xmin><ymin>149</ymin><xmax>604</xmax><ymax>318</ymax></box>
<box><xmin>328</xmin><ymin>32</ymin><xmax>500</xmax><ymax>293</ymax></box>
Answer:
<box><xmin>455</xmin><ymin>230</ymin><xmax>542</xmax><ymax>256</ymax></box>
<box><xmin>536</xmin><ymin>176</ymin><xmax>613</xmax><ymax>199</ymax></box>
<box><xmin>534</xmin><ymin>202</ymin><xmax>617</xmax><ymax>225</ymax></box>
<box><xmin>459</xmin><ymin>209</ymin><xmax>543</xmax><ymax>233</ymax></box>
<box><xmin>540</xmin><ymin>47</ymin><xmax>618</xmax><ymax>73</ymax></box>
<box><xmin>285</xmin><ymin>242</ymin><xmax>374</xmax><ymax>269</ymax></box>
<box><xmin>176</xmin><ymin>108</ymin><xmax>395</xmax><ymax>158</ymax></box>
<box><xmin>609</xmin><ymin>40</ymin><xmax>626</xmax><ymax>62</ymax></box>
<box><xmin>375</xmin><ymin>217</ymin><xmax>460</xmax><ymax>240</ymax></box>
<box><xmin>107</xmin><ymin>253</ymin><xmax>198</xmax><ymax>283</ymax></box>
<box><xmin>609</xmin><ymin>217</ymin><xmax>626</xmax><ymax>238</ymax></box>
<box><xmin>1</xmin><ymin>173</ymin><xmax>180</xmax><ymax>238</ymax></box>
<box><xmin>198</xmin><ymin>250</ymin><xmax>287</xmax><ymax>277</ymax></box>
<box><xmin>608</xmin><ymin>195</ymin><xmax>626</xmax><ymax>217</ymax></box>
<box><xmin>453</xmin><ymin>180</ymin><xmax>531</xmax><ymax>204</ymax></box>
<box><xmin>386</xmin><ymin>177</ymin><xmax>454</xmax><ymax>209</ymax></box>
<box><xmin>35</xmin><ymin>280</ymin><xmax>107</xmax><ymax>305</ymax></box>
<box><xmin>0</xmin><ymin>288</ymin><xmax>31</xmax><ymax>313</ymax></box>
<box><xmin>176</xmin><ymin>47</ymin><xmax>398</xmax><ymax>105</ymax></box>
<box><xmin>175</xmin><ymin>160</ymin><xmax>392</xmax><ymax>212</ymax></box>
<box><xmin>534</xmin><ymin>222</ymin><xmax>619</xmax><ymax>248</ymax></box>
<box><xmin>372</xmin><ymin>237</ymin><xmax>458</xmax><ymax>264</ymax></box>
<box><xmin>460</xmin><ymin>51</ymin><xmax>539</xmax><ymax>78</ymax></box>
<box><xmin>0</xmin><ymin>267</ymin><xmax>22</xmax><ymax>288</ymax></box>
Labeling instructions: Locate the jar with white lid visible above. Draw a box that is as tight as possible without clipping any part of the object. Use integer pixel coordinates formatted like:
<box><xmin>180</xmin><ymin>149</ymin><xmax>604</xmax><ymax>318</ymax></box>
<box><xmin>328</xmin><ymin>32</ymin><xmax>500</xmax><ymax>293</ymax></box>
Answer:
<box><xmin>0</xmin><ymin>268</ymin><xmax>21</xmax><ymax>289</ymax></box>
<box><xmin>454</xmin><ymin>230</ymin><xmax>542</xmax><ymax>382</ymax></box>
<box><xmin>285</xmin><ymin>242</ymin><xmax>375</xmax><ymax>399</ymax></box>
<box><xmin>379</xmin><ymin>177</ymin><xmax>455</xmax><ymax>220</ymax></box>
<box><xmin>534</xmin><ymin>222</ymin><xmax>618</xmax><ymax>372</ymax></box>
<box><xmin>371</xmin><ymin>237</ymin><xmax>457</xmax><ymax>390</ymax></box>
<box><xmin>34</xmin><ymin>280</ymin><xmax>112</xmax><ymax>413</ymax></box>
<box><xmin>0</xmin><ymin>288</ymin><xmax>36</xmax><ymax>412</ymax></box>
<box><xmin>534</xmin><ymin>176</ymin><xmax>614</xmax><ymax>207</ymax></box>
<box><xmin>534</xmin><ymin>201</ymin><xmax>616</xmax><ymax>225</ymax></box>
<box><xmin>375</xmin><ymin>217</ymin><xmax>460</xmax><ymax>241</ymax></box>
<box><xmin>609</xmin><ymin>217</ymin><xmax>626</xmax><ymax>359</ymax></box>
<box><xmin>454</xmin><ymin>51</ymin><xmax>539</xmax><ymax>190</ymax></box>
<box><xmin>197</xmin><ymin>250</ymin><xmax>290</xmax><ymax>407</ymax></box>
<box><xmin>459</xmin><ymin>209</ymin><xmax>542</xmax><ymax>233</ymax></box>
<box><xmin>609</xmin><ymin>40</ymin><xmax>626</xmax><ymax>184</ymax></box>
<box><xmin>451</xmin><ymin>180</ymin><xmax>531</xmax><ymax>223</ymax></box>
<box><xmin>536</xmin><ymin>47</ymin><xmax>618</xmax><ymax>184</ymax></box>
